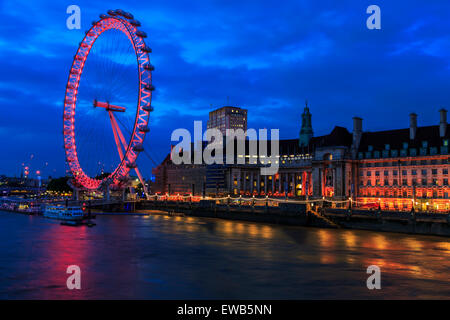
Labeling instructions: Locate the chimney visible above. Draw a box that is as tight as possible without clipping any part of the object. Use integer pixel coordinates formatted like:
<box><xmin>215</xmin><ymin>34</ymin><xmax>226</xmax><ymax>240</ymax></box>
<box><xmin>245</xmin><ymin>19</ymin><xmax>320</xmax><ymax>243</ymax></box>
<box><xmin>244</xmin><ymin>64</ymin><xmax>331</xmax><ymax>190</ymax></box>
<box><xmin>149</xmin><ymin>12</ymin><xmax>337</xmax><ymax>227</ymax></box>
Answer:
<box><xmin>439</xmin><ymin>109</ymin><xmax>447</xmax><ymax>137</ymax></box>
<box><xmin>409</xmin><ymin>113</ymin><xmax>417</xmax><ymax>140</ymax></box>
<box><xmin>352</xmin><ymin>117</ymin><xmax>362</xmax><ymax>150</ymax></box>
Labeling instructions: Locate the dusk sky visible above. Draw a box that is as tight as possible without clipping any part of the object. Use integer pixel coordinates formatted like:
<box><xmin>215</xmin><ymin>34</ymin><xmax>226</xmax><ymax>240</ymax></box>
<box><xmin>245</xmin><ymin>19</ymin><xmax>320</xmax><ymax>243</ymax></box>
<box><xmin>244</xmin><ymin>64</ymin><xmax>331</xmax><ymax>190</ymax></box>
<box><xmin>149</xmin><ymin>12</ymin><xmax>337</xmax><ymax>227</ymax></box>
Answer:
<box><xmin>1</xmin><ymin>0</ymin><xmax>450</xmax><ymax>179</ymax></box>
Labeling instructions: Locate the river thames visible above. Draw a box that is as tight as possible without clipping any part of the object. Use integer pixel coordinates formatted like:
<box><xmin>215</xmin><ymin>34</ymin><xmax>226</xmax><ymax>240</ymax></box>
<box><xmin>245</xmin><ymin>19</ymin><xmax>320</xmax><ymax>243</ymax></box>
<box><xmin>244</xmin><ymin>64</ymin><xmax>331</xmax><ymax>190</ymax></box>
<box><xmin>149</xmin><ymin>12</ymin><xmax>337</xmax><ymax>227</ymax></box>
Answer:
<box><xmin>0</xmin><ymin>210</ymin><xmax>449</xmax><ymax>299</ymax></box>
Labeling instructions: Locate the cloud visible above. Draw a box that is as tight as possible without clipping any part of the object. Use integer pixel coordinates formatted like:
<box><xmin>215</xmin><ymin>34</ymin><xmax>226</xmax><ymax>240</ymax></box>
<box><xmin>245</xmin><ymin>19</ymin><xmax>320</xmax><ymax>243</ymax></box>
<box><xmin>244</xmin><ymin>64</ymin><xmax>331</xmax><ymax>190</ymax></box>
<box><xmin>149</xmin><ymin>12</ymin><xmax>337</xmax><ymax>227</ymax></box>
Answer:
<box><xmin>0</xmin><ymin>0</ymin><xmax>450</xmax><ymax>177</ymax></box>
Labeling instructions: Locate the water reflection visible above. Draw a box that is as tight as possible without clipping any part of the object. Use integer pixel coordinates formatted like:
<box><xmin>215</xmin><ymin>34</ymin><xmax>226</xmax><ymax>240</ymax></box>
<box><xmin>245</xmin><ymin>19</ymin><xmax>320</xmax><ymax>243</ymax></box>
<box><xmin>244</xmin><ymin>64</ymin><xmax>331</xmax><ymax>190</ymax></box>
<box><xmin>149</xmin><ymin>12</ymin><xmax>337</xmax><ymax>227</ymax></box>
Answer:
<box><xmin>317</xmin><ymin>229</ymin><xmax>336</xmax><ymax>248</ymax></box>
<box><xmin>342</xmin><ymin>230</ymin><xmax>358</xmax><ymax>249</ymax></box>
<box><xmin>0</xmin><ymin>210</ymin><xmax>449</xmax><ymax>299</ymax></box>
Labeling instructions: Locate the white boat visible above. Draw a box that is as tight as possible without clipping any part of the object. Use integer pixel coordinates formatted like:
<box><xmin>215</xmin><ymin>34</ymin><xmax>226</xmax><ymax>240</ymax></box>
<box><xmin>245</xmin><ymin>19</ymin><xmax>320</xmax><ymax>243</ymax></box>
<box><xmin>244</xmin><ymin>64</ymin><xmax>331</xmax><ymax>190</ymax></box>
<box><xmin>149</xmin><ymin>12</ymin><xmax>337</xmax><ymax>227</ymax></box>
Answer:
<box><xmin>43</xmin><ymin>205</ymin><xmax>84</xmax><ymax>221</ymax></box>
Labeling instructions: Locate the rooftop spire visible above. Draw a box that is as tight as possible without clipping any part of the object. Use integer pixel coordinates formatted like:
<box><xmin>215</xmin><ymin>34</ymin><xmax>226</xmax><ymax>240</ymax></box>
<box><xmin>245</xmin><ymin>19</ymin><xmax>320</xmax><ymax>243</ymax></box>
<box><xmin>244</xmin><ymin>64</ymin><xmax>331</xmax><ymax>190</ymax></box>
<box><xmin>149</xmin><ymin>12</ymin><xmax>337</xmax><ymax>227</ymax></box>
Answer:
<box><xmin>299</xmin><ymin>101</ymin><xmax>313</xmax><ymax>147</ymax></box>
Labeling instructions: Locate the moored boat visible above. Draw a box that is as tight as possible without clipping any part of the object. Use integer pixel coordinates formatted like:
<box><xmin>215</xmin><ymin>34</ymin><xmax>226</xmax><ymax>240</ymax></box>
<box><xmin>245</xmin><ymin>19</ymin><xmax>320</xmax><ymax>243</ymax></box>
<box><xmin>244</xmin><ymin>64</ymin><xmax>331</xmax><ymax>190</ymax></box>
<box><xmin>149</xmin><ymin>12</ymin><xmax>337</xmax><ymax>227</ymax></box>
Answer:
<box><xmin>0</xmin><ymin>198</ymin><xmax>42</xmax><ymax>215</ymax></box>
<box><xmin>43</xmin><ymin>205</ymin><xmax>84</xmax><ymax>221</ymax></box>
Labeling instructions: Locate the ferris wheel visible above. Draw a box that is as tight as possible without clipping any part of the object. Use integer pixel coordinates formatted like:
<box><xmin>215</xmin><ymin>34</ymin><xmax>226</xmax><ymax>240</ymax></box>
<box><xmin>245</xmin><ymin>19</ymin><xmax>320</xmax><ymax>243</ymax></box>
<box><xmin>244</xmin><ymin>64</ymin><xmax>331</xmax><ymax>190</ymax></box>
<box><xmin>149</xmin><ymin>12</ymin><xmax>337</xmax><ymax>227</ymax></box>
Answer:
<box><xmin>63</xmin><ymin>9</ymin><xmax>154</xmax><ymax>193</ymax></box>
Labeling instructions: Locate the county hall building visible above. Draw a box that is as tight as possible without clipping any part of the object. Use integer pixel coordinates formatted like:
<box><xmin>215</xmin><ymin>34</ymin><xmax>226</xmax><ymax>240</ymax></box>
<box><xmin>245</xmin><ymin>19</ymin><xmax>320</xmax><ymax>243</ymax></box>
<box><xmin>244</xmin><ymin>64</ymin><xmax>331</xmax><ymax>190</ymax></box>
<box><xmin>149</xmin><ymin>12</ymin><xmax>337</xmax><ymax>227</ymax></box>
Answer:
<box><xmin>152</xmin><ymin>105</ymin><xmax>449</xmax><ymax>212</ymax></box>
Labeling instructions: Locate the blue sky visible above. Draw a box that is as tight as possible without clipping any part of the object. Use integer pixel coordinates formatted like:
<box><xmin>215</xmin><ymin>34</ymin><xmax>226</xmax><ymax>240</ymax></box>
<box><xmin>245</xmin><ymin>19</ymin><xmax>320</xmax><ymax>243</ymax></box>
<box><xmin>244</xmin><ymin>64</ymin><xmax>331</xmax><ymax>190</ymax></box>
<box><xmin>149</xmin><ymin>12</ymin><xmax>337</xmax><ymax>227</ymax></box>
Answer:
<box><xmin>1</xmin><ymin>0</ymin><xmax>450</xmax><ymax>178</ymax></box>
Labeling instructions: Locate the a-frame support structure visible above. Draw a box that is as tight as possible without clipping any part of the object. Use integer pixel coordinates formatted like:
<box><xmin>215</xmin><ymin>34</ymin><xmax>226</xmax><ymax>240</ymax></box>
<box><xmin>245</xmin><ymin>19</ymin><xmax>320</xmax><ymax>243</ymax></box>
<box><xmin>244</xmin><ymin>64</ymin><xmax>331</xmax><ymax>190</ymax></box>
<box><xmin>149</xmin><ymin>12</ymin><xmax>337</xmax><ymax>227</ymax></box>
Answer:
<box><xmin>95</xmin><ymin>100</ymin><xmax>148</xmax><ymax>194</ymax></box>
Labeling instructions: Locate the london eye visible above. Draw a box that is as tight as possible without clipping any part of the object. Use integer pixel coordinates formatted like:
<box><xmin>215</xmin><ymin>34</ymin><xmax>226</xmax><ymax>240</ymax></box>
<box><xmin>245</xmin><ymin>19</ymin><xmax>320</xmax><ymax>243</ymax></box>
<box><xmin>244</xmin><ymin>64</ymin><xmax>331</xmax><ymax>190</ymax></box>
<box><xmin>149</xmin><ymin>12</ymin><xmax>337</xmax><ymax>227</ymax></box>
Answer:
<box><xmin>62</xmin><ymin>9</ymin><xmax>154</xmax><ymax>194</ymax></box>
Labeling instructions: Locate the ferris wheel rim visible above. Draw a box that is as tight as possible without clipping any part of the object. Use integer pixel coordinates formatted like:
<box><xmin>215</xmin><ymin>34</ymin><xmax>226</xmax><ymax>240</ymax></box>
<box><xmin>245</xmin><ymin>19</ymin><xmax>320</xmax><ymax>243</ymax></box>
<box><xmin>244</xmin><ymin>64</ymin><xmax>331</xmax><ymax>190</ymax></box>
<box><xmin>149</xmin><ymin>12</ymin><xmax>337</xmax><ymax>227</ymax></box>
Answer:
<box><xmin>62</xmin><ymin>12</ymin><xmax>153</xmax><ymax>190</ymax></box>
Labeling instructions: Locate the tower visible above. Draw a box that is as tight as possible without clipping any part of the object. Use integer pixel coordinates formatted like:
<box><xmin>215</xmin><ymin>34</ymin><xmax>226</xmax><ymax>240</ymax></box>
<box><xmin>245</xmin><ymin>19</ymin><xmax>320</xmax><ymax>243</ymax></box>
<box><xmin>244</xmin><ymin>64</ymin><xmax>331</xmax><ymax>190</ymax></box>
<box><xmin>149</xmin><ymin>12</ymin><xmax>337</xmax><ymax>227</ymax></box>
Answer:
<box><xmin>207</xmin><ymin>106</ymin><xmax>247</xmax><ymax>136</ymax></box>
<box><xmin>299</xmin><ymin>101</ymin><xmax>313</xmax><ymax>147</ymax></box>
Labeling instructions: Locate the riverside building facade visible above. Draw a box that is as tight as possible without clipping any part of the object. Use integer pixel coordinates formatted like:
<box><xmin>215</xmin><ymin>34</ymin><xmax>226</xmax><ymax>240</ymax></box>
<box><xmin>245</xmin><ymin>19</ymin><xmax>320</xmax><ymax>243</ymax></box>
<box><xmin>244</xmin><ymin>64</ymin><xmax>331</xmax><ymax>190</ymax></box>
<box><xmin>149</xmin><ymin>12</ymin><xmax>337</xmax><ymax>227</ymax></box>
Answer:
<box><xmin>353</xmin><ymin>110</ymin><xmax>449</xmax><ymax>212</ymax></box>
<box><xmin>153</xmin><ymin>106</ymin><xmax>450</xmax><ymax>212</ymax></box>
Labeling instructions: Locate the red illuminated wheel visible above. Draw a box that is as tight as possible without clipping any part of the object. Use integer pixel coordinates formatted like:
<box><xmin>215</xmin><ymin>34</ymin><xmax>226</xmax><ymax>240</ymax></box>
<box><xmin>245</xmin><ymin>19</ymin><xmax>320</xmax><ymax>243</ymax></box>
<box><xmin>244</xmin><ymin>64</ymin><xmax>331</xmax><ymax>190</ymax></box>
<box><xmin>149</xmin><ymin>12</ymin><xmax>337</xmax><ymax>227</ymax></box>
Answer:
<box><xmin>63</xmin><ymin>10</ymin><xmax>154</xmax><ymax>191</ymax></box>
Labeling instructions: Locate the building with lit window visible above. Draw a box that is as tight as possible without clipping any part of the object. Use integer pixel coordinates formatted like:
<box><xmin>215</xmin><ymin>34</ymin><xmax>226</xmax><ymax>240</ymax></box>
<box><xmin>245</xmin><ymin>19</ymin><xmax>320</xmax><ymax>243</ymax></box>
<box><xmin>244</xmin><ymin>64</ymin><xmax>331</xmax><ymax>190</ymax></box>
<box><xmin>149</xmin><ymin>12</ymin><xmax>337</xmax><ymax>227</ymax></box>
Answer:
<box><xmin>352</xmin><ymin>110</ymin><xmax>449</xmax><ymax>212</ymax></box>
<box><xmin>207</xmin><ymin>106</ymin><xmax>247</xmax><ymax>136</ymax></box>
<box><xmin>153</xmin><ymin>106</ymin><xmax>449</xmax><ymax>212</ymax></box>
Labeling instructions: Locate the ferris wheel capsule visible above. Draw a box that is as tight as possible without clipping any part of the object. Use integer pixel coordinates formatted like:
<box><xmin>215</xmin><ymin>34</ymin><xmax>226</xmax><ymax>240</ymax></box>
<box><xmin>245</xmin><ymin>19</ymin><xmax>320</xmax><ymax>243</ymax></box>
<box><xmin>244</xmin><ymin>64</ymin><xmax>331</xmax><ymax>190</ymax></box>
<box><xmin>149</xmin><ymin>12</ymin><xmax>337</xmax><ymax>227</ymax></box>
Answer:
<box><xmin>141</xmin><ymin>46</ymin><xmax>152</xmax><ymax>53</ymax></box>
<box><xmin>144</xmin><ymin>84</ymin><xmax>155</xmax><ymax>91</ymax></box>
<box><xmin>130</xmin><ymin>20</ymin><xmax>141</xmax><ymax>27</ymax></box>
<box><xmin>136</xmin><ymin>31</ymin><xmax>147</xmax><ymax>38</ymax></box>
<box><xmin>99</xmin><ymin>14</ymin><xmax>108</xmax><ymax>19</ymax></box>
<box><xmin>132</xmin><ymin>143</ymin><xmax>144</xmax><ymax>152</ymax></box>
<box><xmin>144</xmin><ymin>64</ymin><xmax>155</xmax><ymax>71</ymax></box>
<box><xmin>123</xmin><ymin>12</ymin><xmax>134</xmax><ymax>19</ymax></box>
<box><xmin>138</xmin><ymin>125</ymin><xmax>150</xmax><ymax>133</ymax></box>
<box><xmin>115</xmin><ymin>9</ymin><xmax>126</xmax><ymax>16</ymax></box>
<box><xmin>107</xmin><ymin>10</ymin><xmax>117</xmax><ymax>16</ymax></box>
<box><xmin>142</xmin><ymin>105</ymin><xmax>154</xmax><ymax>112</ymax></box>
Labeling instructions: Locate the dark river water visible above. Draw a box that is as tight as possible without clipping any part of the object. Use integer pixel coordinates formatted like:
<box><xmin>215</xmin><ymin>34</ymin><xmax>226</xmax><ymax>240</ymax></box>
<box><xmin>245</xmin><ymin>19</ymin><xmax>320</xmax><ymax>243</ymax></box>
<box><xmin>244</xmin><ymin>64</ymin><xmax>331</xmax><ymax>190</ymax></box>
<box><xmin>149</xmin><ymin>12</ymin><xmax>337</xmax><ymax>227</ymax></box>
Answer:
<box><xmin>0</xmin><ymin>210</ymin><xmax>449</xmax><ymax>299</ymax></box>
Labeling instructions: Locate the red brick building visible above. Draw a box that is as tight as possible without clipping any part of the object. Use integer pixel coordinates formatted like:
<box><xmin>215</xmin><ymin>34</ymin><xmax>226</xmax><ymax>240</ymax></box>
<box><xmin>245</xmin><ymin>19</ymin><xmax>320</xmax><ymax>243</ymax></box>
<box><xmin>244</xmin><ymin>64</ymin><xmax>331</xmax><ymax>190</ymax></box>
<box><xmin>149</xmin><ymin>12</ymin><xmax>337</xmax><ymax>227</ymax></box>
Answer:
<box><xmin>353</xmin><ymin>110</ymin><xmax>449</xmax><ymax>212</ymax></box>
